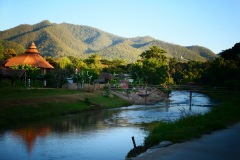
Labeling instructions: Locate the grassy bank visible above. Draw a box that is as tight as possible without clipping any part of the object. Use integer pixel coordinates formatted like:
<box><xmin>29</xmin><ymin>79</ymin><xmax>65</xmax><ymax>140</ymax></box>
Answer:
<box><xmin>144</xmin><ymin>91</ymin><xmax>240</xmax><ymax>148</ymax></box>
<box><xmin>127</xmin><ymin>91</ymin><xmax>240</xmax><ymax>157</ymax></box>
<box><xmin>0</xmin><ymin>86</ymin><xmax>131</xmax><ymax>130</ymax></box>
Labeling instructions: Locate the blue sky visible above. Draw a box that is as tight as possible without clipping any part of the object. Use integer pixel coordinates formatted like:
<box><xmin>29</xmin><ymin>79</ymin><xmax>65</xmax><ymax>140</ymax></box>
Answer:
<box><xmin>0</xmin><ymin>0</ymin><xmax>239</xmax><ymax>53</ymax></box>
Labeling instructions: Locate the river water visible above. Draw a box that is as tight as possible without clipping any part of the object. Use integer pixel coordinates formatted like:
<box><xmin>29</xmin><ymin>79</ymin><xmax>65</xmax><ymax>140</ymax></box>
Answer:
<box><xmin>0</xmin><ymin>91</ymin><xmax>216</xmax><ymax>160</ymax></box>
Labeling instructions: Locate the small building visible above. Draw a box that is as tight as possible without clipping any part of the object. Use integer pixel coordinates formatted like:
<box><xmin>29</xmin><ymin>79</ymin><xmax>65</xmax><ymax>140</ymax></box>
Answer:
<box><xmin>4</xmin><ymin>41</ymin><xmax>54</xmax><ymax>73</ymax></box>
<box><xmin>0</xmin><ymin>60</ymin><xmax>26</xmax><ymax>81</ymax></box>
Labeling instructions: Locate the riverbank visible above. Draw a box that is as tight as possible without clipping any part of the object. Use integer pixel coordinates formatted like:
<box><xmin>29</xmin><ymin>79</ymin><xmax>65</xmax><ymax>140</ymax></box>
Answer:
<box><xmin>133</xmin><ymin>122</ymin><xmax>240</xmax><ymax>160</ymax></box>
<box><xmin>112</xmin><ymin>87</ymin><xmax>167</xmax><ymax>104</ymax></box>
<box><xmin>127</xmin><ymin>91</ymin><xmax>240</xmax><ymax>159</ymax></box>
<box><xmin>0</xmin><ymin>87</ymin><xmax>131</xmax><ymax>130</ymax></box>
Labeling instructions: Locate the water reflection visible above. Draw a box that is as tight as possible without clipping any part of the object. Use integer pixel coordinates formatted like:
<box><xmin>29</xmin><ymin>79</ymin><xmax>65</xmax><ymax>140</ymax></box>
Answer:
<box><xmin>12</xmin><ymin>126</ymin><xmax>51</xmax><ymax>153</ymax></box>
<box><xmin>0</xmin><ymin>91</ymin><xmax>216</xmax><ymax>160</ymax></box>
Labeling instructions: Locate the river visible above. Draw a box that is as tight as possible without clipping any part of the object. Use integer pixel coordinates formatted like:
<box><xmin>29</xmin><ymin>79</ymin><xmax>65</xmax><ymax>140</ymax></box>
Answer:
<box><xmin>0</xmin><ymin>91</ymin><xmax>216</xmax><ymax>160</ymax></box>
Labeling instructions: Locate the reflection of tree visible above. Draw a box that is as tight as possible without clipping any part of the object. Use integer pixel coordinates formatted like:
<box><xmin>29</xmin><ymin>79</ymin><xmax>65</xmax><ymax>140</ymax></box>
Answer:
<box><xmin>50</xmin><ymin>110</ymin><xmax>111</xmax><ymax>133</ymax></box>
<box><xmin>9</xmin><ymin>109</ymin><xmax>124</xmax><ymax>155</ymax></box>
<box><xmin>12</xmin><ymin>126</ymin><xmax>51</xmax><ymax>153</ymax></box>
<box><xmin>49</xmin><ymin>109</ymin><xmax>123</xmax><ymax>133</ymax></box>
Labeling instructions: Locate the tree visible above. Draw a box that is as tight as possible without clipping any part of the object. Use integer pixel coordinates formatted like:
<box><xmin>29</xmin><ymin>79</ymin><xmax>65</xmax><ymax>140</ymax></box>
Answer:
<box><xmin>134</xmin><ymin>46</ymin><xmax>171</xmax><ymax>85</ymax></box>
<box><xmin>10</xmin><ymin>64</ymin><xmax>41</xmax><ymax>86</ymax></box>
<box><xmin>200</xmin><ymin>58</ymin><xmax>239</xmax><ymax>88</ymax></box>
<box><xmin>57</xmin><ymin>57</ymin><xmax>73</xmax><ymax>69</ymax></box>
<box><xmin>3</xmin><ymin>48</ymin><xmax>16</xmax><ymax>59</ymax></box>
<box><xmin>132</xmin><ymin>60</ymin><xmax>144</xmax><ymax>84</ymax></box>
<box><xmin>169</xmin><ymin>58</ymin><xmax>183</xmax><ymax>84</ymax></box>
<box><xmin>48</xmin><ymin>68</ymin><xmax>70</xmax><ymax>88</ymax></box>
<box><xmin>0</xmin><ymin>43</ymin><xmax>4</xmax><ymax>60</ymax></box>
<box><xmin>10</xmin><ymin>64</ymin><xmax>40</xmax><ymax>79</ymax></box>
<box><xmin>220</xmin><ymin>43</ymin><xmax>240</xmax><ymax>60</ymax></box>
<box><xmin>140</xmin><ymin>46</ymin><xmax>167</xmax><ymax>61</ymax></box>
<box><xmin>84</xmin><ymin>54</ymin><xmax>103</xmax><ymax>74</ymax></box>
<box><xmin>44</xmin><ymin>56</ymin><xmax>57</xmax><ymax>67</ymax></box>
<box><xmin>220</xmin><ymin>42</ymin><xmax>240</xmax><ymax>67</ymax></box>
<box><xmin>68</xmin><ymin>56</ymin><xmax>88</xmax><ymax>71</ymax></box>
<box><xmin>101</xmin><ymin>58</ymin><xmax>128</xmax><ymax>73</ymax></box>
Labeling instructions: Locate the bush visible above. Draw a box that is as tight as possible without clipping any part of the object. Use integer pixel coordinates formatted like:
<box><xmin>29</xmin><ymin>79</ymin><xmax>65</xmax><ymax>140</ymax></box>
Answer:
<box><xmin>103</xmin><ymin>85</ymin><xmax>111</xmax><ymax>97</ymax></box>
<box><xmin>84</xmin><ymin>97</ymin><xmax>91</xmax><ymax>105</ymax></box>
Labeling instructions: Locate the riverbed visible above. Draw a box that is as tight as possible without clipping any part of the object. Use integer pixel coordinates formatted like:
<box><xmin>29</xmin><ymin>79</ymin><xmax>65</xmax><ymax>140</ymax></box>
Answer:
<box><xmin>0</xmin><ymin>91</ymin><xmax>216</xmax><ymax>160</ymax></box>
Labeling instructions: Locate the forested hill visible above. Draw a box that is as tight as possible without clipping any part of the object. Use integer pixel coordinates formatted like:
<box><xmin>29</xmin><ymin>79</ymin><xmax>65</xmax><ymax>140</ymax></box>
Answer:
<box><xmin>0</xmin><ymin>20</ymin><xmax>217</xmax><ymax>62</ymax></box>
<box><xmin>186</xmin><ymin>46</ymin><xmax>217</xmax><ymax>60</ymax></box>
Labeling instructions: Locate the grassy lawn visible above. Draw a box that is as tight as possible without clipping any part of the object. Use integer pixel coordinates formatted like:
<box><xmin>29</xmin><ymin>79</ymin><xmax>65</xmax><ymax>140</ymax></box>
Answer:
<box><xmin>0</xmin><ymin>86</ymin><xmax>84</xmax><ymax>100</ymax></box>
<box><xmin>0</xmin><ymin>86</ymin><xmax>131</xmax><ymax>129</ymax></box>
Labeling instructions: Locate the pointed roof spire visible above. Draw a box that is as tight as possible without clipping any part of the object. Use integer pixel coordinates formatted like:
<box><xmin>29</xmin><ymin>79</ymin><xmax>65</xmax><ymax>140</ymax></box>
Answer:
<box><xmin>25</xmin><ymin>41</ymin><xmax>39</xmax><ymax>54</ymax></box>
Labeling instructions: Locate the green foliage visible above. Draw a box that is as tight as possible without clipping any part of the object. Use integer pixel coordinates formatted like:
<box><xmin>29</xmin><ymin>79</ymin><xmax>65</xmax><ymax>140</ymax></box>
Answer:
<box><xmin>168</xmin><ymin>58</ymin><xmax>210</xmax><ymax>85</ymax></box>
<box><xmin>84</xmin><ymin>54</ymin><xmax>103</xmax><ymax>73</ymax></box>
<box><xmin>47</xmin><ymin>67</ymin><xmax>70</xmax><ymax>88</ymax></box>
<box><xmin>44</xmin><ymin>56</ymin><xmax>57</xmax><ymax>67</ymax></box>
<box><xmin>201</xmin><ymin>58</ymin><xmax>240</xmax><ymax>88</ymax></box>
<box><xmin>0</xmin><ymin>80</ymin><xmax>12</xmax><ymax>88</ymax></box>
<box><xmin>10</xmin><ymin>64</ymin><xmax>40</xmax><ymax>79</ymax></box>
<box><xmin>73</xmin><ymin>68</ymin><xmax>97</xmax><ymax>88</ymax></box>
<box><xmin>102</xmin><ymin>58</ymin><xmax>129</xmax><ymax>73</ymax></box>
<box><xmin>0</xmin><ymin>40</ymin><xmax>25</xmax><ymax>60</ymax></box>
<box><xmin>103</xmin><ymin>85</ymin><xmax>111</xmax><ymax>97</ymax></box>
<box><xmin>84</xmin><ymin>97</ymin><xmax>91</xmax><ymax>105</ymax></box>
<box><xmin>220</xmin><ymin>42</ymin><xmax>240</xmax><ymax>67</ymax></box>
<box><xmin>57</xmin><ymin>56</ymin><xmax>73</xmax><ymax>69</ymax></box>
<box><xmin>68</xmin><ymin>55</ymin><xmax>88</xmax><ymax>70</ymax></box>
<box><xmin>133</xmin><ymin>46</ymin><xmax>171</xmax><ymax>85</ymax></box>
<box><xmin>140</xmin><ymin>46</ymin><xmax>167</xmax><ymax>59</ymax></box>
<box><xmin>0</xmin><ymin>43</ymin><xmax>3</xmax><ymax>60</ymax></box>
<box><xmin>3</xmin><ymin>48</ymin><xmax>16</xmax><ymax>59</ymax></box>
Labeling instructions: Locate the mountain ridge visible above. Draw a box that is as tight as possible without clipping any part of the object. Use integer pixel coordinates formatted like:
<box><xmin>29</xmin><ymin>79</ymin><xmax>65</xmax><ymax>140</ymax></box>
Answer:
<box><xmin>0</xmin><ymin>20</ymin><xmax>217</xmax><ymax>62</ymax></box>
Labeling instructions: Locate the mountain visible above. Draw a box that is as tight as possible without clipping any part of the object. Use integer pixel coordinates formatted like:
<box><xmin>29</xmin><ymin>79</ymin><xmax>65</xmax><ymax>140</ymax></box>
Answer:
<box><xmin>0</xmin><ymin>40</ymin><xmax>25</xmax><ymax>59</ymax></box>
<box><xmin>186</xmin><ymin>46</ymin><xmax>217</xmax><ymax>60</ymax></box>
<box><xmin>0</xmin><ymin>40</ymin><xmax>25</xmax><ymax>54</ymax></box>
<box><xmin>0</xmin><ymin>20</ymin><xmax>217</xmax><ymax>62</ymax></box>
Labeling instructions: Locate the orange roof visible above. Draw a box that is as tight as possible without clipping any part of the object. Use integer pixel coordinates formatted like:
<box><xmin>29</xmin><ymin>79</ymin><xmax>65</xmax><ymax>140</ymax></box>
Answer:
<box><xmin>25</xmin><ymin>41</ymin><xmax>39</xmax><ymax>53</ymax></box>
<box><xmin>5</xmin><ymin>42</ymin><xmax>54</xmax><ymax>69</ymax></box>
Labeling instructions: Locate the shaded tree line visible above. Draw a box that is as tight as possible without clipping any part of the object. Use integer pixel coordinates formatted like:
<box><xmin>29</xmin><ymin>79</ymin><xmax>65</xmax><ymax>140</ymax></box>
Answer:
<box><xmin>2</xmin><ymin>43</ymin><xmax>239</xmax><ymax>90</ymax></box>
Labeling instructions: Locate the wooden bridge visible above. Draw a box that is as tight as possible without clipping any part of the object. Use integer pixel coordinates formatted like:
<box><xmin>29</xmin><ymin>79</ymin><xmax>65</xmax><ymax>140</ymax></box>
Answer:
<box><xmin>112</xmin><ymin>84</ymin><xmax>239</xmax><ymax>108</ymax></box>
<box><xmin>125</xmin><ymin>84</ymin><xmax>237</xmax><ymax>93</ymax></box>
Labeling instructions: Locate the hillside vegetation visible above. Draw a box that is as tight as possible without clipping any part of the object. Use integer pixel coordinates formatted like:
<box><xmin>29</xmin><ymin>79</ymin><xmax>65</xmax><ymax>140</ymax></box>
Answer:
<box><xmin>0</xmin><ymin>20</ymin><xmax>217</xmax><ymax>62</ymax></box>
<box><xmin>0</xmin><ymin>40</ymin><xmax>25</xmax><ymax>59</ymax></box>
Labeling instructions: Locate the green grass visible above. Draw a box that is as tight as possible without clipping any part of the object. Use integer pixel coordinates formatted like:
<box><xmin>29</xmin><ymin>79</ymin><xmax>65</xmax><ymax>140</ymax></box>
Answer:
<box><xmin>143</xmin><ymin>92</ymin><xmax>240</xmax><ymax>148</ymax></box>
<box><xmin>0</xmin><ymin>87</ymin><xmax>131</xmax><ymax>130</ymax></box>
<box><xmin>87</xmin><ymin>94</ymin><xmax>131</xmax><ymax>108</ymax></box>
<box><xmin>0</xmin><ymin>86</ymin><xmax>84</xmax><ymax>100</ymax></box>
<box><xmin>0</xmin><ymin>101</ymin><xmax>90</xmax><ymax>127</ymax></box>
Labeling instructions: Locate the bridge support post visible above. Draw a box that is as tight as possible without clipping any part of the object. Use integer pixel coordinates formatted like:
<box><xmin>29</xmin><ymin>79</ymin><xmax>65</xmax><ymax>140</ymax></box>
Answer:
<box><xmin>189</xmin><ymin>88</ymin><xmax>192</xmax><ymax>111</ymax></box>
